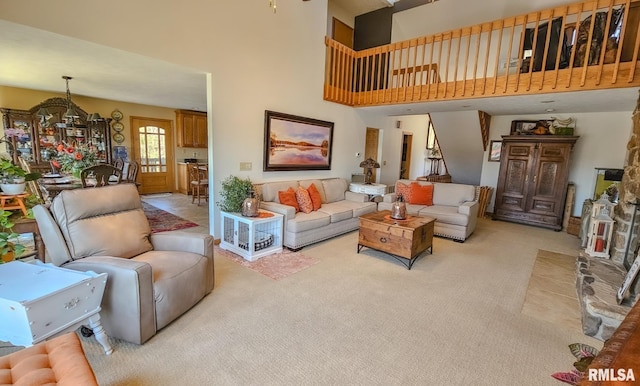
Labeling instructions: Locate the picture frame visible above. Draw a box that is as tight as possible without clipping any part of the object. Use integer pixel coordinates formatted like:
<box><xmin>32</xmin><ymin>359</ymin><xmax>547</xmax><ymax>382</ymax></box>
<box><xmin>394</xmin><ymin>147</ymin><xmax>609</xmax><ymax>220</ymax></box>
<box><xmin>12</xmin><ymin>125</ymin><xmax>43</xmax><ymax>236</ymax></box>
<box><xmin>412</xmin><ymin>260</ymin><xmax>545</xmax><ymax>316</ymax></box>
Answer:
<box><xmin>488</xmin><ymin>140</ymin><xmax>502</xmax><ymax>162</ymax></box>
<box><xmin>263</xmin><ymin>110</ymin><xmax>334</xmax><ymax>171</ymax></box>
<box><xmin>510</xmin><ymin>120</ymin><xmax>539</xmax><ymax>135</ymax></box>
<box><xmin>510</xmin><ymin>119</ymin><xmax>553</xmax><ymax>135</ymax></box>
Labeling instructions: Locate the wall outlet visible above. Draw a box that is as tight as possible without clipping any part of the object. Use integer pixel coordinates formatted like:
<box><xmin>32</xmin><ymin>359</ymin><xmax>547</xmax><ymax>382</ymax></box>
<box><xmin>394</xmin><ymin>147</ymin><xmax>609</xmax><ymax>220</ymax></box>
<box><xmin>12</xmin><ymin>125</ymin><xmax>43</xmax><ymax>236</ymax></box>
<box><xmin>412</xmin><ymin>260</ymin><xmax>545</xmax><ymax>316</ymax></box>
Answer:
<box><xmin>240</xmin><ymin>162</ymin><xmax>252</xmax><ymax>171</ymax></box>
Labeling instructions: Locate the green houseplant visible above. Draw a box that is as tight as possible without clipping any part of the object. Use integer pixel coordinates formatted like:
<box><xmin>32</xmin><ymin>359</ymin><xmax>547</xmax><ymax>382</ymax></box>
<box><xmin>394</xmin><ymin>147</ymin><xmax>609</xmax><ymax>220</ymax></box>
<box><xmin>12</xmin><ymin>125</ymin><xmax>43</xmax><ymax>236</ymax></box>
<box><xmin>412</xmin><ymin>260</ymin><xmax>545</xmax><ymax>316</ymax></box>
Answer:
<box><xmin>0</xmin><ymin>157</ymin><xmax>40</xmax><ymax>194</ymax></box>
<box><xmin>0</xmin><ymin>209</ymin><xmax>26</xmax><ymax>263</ymax></box>
<box><xmin>217</xmin><ymin>175</ymin><xmax>254</xmax><ymax>213</ymax></box>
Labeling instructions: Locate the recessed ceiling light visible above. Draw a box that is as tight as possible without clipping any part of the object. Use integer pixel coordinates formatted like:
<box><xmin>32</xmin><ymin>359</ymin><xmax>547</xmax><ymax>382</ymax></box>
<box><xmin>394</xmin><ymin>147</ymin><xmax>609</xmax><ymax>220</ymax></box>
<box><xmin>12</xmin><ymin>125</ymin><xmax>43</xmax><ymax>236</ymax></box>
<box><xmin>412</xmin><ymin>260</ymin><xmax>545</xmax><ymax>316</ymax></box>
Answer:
<box><xmin>545</xmin><ymin>108</ymin><xmax>555</xmax><ymax>112</ymax></box>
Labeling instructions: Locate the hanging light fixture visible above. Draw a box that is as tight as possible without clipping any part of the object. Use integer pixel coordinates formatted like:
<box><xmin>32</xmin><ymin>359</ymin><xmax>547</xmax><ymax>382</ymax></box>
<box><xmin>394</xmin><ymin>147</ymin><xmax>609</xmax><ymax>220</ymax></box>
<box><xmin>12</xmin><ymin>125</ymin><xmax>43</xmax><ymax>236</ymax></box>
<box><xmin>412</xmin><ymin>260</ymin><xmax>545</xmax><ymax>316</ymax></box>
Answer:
<box><xmin>268</xmin><ymin>0</ymin><xmax>277</xmax><ymax>13</ymax></box>
<box><xmin>62</xmin><ymin>75</ymin><xmax>79</xmax><ymax>119</ymax></box>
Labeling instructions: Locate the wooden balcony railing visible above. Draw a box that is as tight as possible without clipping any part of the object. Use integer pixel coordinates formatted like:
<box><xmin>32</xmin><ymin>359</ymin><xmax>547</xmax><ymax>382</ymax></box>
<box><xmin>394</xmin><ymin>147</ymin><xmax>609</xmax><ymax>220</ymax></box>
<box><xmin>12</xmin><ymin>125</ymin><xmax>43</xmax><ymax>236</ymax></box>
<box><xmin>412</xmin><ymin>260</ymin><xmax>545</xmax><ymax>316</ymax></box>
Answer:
<box><xmin>324</xmin><ymin>0</ymin><xmax>640</xmax><ymax>107</ymax></box>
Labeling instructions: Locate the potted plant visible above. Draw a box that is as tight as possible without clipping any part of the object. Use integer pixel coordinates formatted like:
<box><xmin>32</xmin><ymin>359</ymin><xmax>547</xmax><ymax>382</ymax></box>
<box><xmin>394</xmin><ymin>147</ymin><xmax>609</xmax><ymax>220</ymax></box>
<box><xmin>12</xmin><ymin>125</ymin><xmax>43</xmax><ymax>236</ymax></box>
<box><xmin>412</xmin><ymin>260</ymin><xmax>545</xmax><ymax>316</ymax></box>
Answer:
<box><xmin>0</xmin><ymin>209</ymin><xmax>26</xmax><ymax>263</ymax></box>
<box><xmin>217</xmin><ymin>175</ymin><xmax>254</xmax><ymax>213</ymax></box>
<box><xmin>0</xmin><ymin>157</ymin><xmax>40</xmax><ymax>194</ymax></box>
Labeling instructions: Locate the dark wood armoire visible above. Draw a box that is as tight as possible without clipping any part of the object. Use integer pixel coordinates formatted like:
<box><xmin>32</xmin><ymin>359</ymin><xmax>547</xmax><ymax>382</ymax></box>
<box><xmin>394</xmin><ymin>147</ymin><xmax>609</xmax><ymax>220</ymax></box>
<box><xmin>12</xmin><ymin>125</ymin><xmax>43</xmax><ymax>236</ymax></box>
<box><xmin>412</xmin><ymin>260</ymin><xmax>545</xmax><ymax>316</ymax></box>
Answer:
<box><xmin>493</xmin><ymin>135</ymin><xmax>579</xmax><ymax>230</ymax></box>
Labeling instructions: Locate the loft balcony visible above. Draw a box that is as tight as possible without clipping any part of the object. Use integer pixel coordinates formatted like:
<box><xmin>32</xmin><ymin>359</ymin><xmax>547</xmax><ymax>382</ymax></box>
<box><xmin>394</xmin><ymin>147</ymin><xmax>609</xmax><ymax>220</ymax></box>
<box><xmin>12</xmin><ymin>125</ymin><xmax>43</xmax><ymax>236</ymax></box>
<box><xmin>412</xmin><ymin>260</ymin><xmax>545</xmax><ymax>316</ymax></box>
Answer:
<box><xmin>324</xmin><ymin>0</ymin><xmax>640</xmax><ymax>108</ymax></box>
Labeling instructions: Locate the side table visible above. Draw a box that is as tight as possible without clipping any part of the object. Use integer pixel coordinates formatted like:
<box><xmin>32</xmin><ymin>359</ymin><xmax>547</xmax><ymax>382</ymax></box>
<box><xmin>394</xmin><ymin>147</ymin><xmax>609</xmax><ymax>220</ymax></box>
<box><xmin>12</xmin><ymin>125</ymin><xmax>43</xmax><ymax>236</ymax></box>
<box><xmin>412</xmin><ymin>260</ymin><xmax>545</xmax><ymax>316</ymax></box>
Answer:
<box><xmin>349</xmin><ymin>182</ymin><xmax>387</xmax><ymax>201</ymax></box>
<box><xmin>220</xmin><ymin>210</ymin><xmax>283</xmax><ymax>261</ymax></box>
<box><xmin>0</xmin><ymin>260</ymin><xmax>113</xmax><ymax>355</ymax></box>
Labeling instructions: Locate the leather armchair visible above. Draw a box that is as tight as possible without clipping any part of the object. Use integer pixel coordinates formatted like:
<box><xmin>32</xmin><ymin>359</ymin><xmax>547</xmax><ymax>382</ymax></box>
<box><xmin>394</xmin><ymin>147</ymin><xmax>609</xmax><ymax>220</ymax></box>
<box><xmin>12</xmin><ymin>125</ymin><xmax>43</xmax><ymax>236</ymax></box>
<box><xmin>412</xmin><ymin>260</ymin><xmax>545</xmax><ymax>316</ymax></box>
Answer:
<box><xmin>33</xmin><ymin>183</ymin><xmax>214</xmax><ymax>344</ymax></box>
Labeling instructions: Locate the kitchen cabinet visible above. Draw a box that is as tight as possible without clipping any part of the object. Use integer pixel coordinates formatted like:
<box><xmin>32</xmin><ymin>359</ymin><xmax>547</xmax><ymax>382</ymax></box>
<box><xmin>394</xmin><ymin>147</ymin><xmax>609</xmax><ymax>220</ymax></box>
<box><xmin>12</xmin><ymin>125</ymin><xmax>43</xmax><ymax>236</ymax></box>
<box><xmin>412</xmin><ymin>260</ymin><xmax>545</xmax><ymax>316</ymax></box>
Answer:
<box><xmin>177</xmin><ymin>162</ymin><xmax>190</xmax><ymax>194</ymax></box>
<box><xmin>176</xmin><ymin>110</ymin><xmax>207</xmax><ymax>148</ymax></box>
<box><xmin>493</xmin><ymin>135</ymin><xmax>578</xmax><ymax>230</ymax></box>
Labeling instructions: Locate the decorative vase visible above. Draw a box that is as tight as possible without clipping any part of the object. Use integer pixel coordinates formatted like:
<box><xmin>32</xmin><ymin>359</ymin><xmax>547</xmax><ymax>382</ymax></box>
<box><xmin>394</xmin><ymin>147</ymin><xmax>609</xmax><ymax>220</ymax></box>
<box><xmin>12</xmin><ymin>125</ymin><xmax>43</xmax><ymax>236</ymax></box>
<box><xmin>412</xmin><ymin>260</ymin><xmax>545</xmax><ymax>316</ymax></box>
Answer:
<box><xmin>1</xmin><ymin>250</ymin><xmax>14</xmax><ymax>263</ymax></box>
<box><xmin>390</xmin><ymin>194</ymin><xmax>407</xmax><ymax>220</ymax></box>
<box><xmin>242</xmin><ymin>190</ymin><xmax>260</xmax><ymax>217</ymax></box>
<box><xmin>72</xmin><ymin>167</ymin><xmax>82</xmax><ymax>179</ymax></box>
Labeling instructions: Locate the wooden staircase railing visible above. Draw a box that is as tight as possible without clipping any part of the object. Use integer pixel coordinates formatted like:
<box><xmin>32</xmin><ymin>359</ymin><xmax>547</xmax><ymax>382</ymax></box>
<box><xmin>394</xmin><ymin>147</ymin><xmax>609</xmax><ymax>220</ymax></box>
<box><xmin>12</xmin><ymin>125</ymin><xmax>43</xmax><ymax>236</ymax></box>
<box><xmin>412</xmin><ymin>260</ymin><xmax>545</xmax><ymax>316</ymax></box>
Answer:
<box><xmin>324</xmin><ymin>0</ymin><xmax>640</xmax><ymax>107</ymax></box>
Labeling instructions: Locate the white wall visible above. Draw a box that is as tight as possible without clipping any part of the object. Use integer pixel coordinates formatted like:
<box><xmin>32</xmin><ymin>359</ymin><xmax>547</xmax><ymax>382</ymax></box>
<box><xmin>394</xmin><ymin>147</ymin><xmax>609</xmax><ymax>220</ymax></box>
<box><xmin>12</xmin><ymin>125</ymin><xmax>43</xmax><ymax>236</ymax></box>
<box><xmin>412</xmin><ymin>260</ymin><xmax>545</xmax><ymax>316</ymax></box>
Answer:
<box><xmin>327</xmin><ymin>0</ymin><xmax>355</xmax><ymax>36</ymax></box>
<box><xmin>0</xmin><ymin>0</ymin><xmax>385</xmax><ymax>237</ymax></box>
<box><xmin>480</xmin><ymin>112</ymin><xmax>632</xmax><ymax>216</ymax></box>
<box><xmin>430</xmin><ymin>111</ymin><xmax>484</xmax><ymax>185</ymax></box>
<box><xmin>377</xmin><ymin>114</ymin><xmax>431</xmax><ymax>185</ymax></box>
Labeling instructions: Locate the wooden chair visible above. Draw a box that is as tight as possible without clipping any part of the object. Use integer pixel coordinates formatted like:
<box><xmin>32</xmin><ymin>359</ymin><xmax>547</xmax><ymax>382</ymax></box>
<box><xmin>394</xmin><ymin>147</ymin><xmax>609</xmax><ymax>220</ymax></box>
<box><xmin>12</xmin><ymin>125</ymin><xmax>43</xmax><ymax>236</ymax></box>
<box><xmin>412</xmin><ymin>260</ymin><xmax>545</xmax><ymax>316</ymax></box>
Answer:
<box><xmin>124</xmin><ymin>160</ymin><xmax>139</xmax><ymax>184</ymax></box>
<box><xmin>80</xmin><ymin>164</ymin><xmax>122</xmax><ymax>187</ymax></box>
<box><xmin>113</xmin><ymin>158</ymin><xmax>124</xmax><ymax>173</ymax></box>
<box><xmin>190</xmin><ymin>163</ymin><xmax>208</xmax><ymax>205</ymax></box>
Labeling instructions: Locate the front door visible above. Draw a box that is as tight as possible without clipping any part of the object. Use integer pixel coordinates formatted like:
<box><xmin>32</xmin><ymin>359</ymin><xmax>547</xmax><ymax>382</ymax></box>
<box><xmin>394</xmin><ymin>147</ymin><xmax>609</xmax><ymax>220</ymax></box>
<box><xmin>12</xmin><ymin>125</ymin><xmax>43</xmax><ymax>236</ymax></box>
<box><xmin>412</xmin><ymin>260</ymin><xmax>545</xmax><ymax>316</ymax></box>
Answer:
<box><xmin>131</xmin><ymin>117</ymin><xmax>174</xmax><ymax>194</ymax></box>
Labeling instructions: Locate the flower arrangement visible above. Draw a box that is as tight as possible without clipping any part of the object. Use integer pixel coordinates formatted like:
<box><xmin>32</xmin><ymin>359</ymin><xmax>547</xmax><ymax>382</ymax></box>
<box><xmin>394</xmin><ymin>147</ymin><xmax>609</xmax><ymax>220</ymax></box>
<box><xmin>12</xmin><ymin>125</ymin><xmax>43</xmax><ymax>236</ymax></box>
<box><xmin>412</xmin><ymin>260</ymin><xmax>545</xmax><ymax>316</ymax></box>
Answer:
<box><xmin>51</xmin><ymin>143</ymin><xmax>100</xmax><ymax>177</ymax></box>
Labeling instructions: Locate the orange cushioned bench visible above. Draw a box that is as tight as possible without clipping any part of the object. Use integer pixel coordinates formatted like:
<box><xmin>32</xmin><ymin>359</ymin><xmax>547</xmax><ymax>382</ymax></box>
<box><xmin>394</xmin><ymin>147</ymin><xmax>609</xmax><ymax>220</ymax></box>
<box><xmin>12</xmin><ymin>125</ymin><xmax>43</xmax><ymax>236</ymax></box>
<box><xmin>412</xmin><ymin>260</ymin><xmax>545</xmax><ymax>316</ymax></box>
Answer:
<box><xmin>0</xmin><ymin>332</ymin><xmax>98</xmax><ymax>385</ymax></box>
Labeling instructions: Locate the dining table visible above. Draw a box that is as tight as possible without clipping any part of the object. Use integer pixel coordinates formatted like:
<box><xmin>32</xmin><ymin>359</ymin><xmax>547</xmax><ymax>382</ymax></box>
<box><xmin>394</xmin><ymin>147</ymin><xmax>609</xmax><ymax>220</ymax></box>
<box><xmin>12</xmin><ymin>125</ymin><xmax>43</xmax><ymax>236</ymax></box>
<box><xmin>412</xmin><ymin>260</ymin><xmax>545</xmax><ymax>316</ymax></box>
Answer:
<box><xmin>37</xmin><ymin>174</ymin><xmax>84</xmax><ymax>200</ymax></box>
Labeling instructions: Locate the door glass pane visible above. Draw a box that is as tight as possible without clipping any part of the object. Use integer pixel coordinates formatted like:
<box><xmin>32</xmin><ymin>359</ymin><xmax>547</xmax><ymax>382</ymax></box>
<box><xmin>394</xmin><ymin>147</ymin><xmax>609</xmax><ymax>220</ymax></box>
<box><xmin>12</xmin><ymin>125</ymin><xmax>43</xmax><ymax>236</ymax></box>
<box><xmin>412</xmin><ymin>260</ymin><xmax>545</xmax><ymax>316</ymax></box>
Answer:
<box><xmin>138</xmin><ymin>125</ymin><xmax>167</xmax><ymax>173</ymax></box>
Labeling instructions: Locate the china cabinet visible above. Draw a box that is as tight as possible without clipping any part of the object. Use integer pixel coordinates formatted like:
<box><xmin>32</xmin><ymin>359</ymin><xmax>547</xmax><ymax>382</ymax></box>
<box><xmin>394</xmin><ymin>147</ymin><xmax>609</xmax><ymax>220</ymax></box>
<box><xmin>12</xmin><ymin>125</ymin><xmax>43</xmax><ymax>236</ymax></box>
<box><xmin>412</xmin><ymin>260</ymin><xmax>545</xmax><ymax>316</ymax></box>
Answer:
<box><xmin>1</xmin><ymin>98</ymin><xmax>112</xmax><ymax>170</ymax></box>
<box><xmin>493</xmin><ymin>135</ymin><xmax>578</xmax><ymax>230</ymax></box>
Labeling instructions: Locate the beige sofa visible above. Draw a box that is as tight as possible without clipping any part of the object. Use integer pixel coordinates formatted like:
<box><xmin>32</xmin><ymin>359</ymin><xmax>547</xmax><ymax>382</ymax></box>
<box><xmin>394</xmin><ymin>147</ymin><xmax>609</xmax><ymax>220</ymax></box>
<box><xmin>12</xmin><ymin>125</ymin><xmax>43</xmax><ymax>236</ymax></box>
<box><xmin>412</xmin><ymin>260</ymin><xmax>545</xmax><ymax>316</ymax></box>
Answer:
<box><xmin>33</xmin><ymin>183</ymin><xmax>214</xmax><ymax>344</ymax></box>
<box><xmin>259</xmin><ymin>178</ymin><xmax>377</xmax><ymax>249</ymax></box>
<box><xmin>378</xmin><ymin>179</ymin><xmax>479</xmax><ymax>242</ymax></box>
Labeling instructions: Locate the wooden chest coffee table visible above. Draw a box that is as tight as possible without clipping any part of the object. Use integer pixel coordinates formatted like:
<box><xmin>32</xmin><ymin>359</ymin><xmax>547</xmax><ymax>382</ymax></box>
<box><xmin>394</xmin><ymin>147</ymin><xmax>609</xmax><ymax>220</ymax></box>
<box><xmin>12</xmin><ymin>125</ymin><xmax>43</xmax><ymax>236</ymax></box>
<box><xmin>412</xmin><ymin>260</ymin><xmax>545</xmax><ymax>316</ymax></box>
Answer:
<box><xmin>358</xmin><ymin>210</ymin><xmax>435</xmax><ymax>269</ymax></box>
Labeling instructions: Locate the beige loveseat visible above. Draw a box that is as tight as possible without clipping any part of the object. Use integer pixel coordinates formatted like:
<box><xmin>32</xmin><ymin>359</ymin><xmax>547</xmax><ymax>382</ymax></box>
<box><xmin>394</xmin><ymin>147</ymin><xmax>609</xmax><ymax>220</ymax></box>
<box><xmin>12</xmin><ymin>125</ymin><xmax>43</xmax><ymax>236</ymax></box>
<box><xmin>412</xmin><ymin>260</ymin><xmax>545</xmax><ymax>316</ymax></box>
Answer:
<box><xmin>259</xmin><ymin>178</ymin><xmax>377</xmax><ymax>249</ymax></box>
<box><xmin>378</xmin><ymin>179</ymin><xmax>479</xmax><ymax>242</ymax></box>
<box><xmin>33</xmin><ymin>183</ymin><xmax>214</xmax><ymax>344</ymax></box>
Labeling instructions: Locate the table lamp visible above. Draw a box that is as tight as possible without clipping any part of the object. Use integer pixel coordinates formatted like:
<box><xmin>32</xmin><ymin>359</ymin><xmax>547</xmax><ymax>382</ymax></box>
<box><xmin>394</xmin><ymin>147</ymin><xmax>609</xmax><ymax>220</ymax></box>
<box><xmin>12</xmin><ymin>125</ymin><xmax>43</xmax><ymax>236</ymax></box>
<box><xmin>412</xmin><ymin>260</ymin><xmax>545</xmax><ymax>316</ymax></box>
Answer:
<box><xmin>359</xmin><ymin>157</ymin><xmax>380</xmax><ymax>185</ymax></box>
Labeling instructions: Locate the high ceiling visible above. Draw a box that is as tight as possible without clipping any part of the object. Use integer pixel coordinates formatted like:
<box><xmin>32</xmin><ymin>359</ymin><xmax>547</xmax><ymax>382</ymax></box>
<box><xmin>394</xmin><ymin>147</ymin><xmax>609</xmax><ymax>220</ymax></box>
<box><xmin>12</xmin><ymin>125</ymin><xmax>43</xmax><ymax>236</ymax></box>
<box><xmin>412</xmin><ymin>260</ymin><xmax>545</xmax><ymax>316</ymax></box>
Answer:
<box><xmin>1</xmin><ymin>3</ymin><xmax>638</xmax><ymax>117</ymax></box>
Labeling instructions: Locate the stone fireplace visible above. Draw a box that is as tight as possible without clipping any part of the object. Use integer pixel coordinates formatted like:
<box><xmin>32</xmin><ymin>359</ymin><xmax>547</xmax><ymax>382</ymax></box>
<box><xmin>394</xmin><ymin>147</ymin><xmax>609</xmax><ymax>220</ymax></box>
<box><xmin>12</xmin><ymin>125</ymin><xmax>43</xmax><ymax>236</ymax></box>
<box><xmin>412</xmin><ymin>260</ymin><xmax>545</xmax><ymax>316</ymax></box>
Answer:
<box><xmin>577</xmin><ymin>91</ymin><xmax>640</xmax><ymax>340</ymax></box>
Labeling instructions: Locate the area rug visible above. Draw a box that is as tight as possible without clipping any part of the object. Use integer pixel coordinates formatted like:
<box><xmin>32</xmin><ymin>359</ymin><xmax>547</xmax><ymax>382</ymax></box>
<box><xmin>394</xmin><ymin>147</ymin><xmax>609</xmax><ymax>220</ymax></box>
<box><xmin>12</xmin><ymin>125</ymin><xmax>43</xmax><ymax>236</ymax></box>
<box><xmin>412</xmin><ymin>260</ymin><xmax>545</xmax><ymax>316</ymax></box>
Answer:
<box><xmin>215</xmin><ymin>246</ymin><xmax>319</xmax><ymax>280</ymax></box>
<box><xmin>142</xmin><ymin>201</ymin><xmax>199</xmax><ymax>233</ymax></box>
<box><xmin>521</xmin><ymin>249</ymin><xmax>582</xmax><ymax>331</ymax></box>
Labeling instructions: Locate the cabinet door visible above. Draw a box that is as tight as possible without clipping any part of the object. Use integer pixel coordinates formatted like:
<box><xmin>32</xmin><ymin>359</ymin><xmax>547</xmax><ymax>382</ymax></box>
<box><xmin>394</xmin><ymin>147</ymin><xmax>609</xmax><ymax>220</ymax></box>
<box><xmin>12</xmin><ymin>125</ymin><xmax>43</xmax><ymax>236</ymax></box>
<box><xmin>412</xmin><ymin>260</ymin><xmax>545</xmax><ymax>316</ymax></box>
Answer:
<box><xmin>495</xmin><ymin>142</ymin><xmax>536</xmax><ymax>214</ymax></box>
<box><xmin>177</xmin><ymin>163</ymin><xmax>189</xmax><ymax>194</ymax></box>
<box><xmin>527</xmin><ymin>142</ymin><xmax>570</xmax><ymax>217</ymax></box>
<box><xmin>193</xmin><ymin>114</ymin><xmax>207</xmax><ymax>148</ymax></box>
<box><xmin>181</xmin><ymin>115</ymin><xmax>195</xmax><ymax>147</ymax></box>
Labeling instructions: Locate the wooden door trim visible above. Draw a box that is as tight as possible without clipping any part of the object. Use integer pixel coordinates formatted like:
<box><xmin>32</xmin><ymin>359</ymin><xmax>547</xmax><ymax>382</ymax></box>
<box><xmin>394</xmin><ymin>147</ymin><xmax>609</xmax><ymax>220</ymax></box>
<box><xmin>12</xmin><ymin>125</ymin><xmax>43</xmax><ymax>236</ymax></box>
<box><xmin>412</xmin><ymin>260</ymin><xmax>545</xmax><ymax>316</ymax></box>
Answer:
<box><xmin>130</xmin><ymin>116</ymin><xmax>175</xmax><ymax>194</ymax></box>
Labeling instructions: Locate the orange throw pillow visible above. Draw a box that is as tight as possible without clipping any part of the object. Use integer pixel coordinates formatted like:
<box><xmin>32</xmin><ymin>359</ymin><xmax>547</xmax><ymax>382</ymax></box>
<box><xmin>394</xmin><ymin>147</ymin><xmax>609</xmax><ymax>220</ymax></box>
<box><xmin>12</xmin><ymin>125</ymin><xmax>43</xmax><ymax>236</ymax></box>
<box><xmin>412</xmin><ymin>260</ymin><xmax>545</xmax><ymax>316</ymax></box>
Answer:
<box><xmin>307</xmin><ymin>183</ymin><xmax>322</xmax><ymax>211</ymax></box>
<box><xmin>395</xmin><ymin>182</ymin><xmax>412</xmax><ymax>203</ymax></box>
<box><xmin>296</xmin><ymin>186</ymin><xmax>313</xmax><ymax>214</ymax></box>
<box><xmin>278</xmin><ymin>187</ymin><xmax>299</xmax><ymax>212</ymax></box>
<box><xmin>409</xmin><ymin>182</ymin><xmax>434</xmax><ymax>205</ymax></box>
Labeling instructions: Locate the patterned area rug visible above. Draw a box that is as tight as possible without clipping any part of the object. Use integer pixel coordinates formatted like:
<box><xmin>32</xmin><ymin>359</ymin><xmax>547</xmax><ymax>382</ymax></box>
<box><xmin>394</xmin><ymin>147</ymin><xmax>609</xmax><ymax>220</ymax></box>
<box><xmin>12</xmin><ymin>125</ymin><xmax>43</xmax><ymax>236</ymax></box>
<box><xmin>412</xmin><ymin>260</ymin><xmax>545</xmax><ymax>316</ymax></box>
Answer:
<box><xmin>216</xmin><ymin>246</ymin><xmax>319</xmax><ymax>280</ymax></box>
<box><xmin>142</xmin><ymin>202</ymin><xmax>199</xmax><ymax>233</ymax></box>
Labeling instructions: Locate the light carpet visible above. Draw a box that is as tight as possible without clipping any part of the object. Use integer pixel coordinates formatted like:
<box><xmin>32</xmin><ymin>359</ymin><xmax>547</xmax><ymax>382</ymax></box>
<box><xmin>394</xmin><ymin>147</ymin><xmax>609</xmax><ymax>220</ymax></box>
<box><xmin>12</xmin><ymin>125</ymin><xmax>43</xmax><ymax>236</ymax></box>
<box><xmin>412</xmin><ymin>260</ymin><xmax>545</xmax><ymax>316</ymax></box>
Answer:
<box><xmin>70</xmin><ymin>218</ymin><xmax>603</xmax><ymax>386</ymax></box>
<box><xmin>522</xmin><ymin>249</ymin><xmax>583</xmax><ymax>332</ymax></box>
<box><xmin>215</xmin><ymin>246</ymin><xmax>319</xmax><ymax>280</ymax></box>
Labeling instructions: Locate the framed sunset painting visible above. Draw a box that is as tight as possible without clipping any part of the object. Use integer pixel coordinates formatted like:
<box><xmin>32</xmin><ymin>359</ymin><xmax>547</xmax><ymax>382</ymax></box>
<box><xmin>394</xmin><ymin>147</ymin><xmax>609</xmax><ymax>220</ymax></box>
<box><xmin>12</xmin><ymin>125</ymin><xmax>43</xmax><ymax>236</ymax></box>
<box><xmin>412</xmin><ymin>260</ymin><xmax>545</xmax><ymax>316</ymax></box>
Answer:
<box><xmin>263</xmin><ymin>110</ymin><xmax>334</xmax><ymax>171</ymax></box>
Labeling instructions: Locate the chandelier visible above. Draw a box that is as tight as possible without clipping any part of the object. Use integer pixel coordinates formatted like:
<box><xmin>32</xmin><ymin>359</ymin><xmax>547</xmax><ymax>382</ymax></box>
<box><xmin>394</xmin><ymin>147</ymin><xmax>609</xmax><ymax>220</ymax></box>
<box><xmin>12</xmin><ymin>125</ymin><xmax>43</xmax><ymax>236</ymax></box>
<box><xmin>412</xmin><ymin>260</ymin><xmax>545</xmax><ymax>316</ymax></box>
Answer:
<box><xmin>62</xmin><ymin>75</ymin><xmax>79</xmax><ymax>119</ymax></box>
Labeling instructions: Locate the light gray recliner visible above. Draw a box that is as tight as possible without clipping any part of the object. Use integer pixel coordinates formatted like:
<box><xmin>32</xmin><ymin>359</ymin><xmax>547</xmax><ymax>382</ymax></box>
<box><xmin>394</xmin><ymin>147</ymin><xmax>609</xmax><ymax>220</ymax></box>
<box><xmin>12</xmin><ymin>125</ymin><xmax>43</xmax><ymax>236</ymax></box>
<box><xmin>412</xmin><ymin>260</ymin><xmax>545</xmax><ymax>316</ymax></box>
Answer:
<box><xmin>33</xmin><ymin>183</ymin><xmax>214</xmax><ymax>344</ymax></box>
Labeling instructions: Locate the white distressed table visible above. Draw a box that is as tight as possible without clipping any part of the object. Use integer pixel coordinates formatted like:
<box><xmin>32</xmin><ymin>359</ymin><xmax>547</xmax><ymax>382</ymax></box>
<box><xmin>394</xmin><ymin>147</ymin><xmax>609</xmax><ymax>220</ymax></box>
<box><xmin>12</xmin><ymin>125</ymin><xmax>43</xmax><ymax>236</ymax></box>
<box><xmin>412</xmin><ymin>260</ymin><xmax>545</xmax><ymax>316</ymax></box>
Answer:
<box><xmin>0</xmin><ymin>260</ymin><xmax>112</xmax><ymax>355</ymax></box>
<box><xmin>220</xmin><ymin>210</ymin><xmax>283</xmax><ymax>261</ymax></box>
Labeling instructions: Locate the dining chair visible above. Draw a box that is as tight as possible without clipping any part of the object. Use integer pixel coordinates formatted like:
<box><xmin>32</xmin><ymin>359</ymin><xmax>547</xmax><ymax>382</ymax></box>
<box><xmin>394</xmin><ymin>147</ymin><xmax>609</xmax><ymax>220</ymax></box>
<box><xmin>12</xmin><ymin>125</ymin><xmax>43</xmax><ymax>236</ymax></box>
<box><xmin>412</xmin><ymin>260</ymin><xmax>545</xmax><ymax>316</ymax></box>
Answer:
<box><xmin>80</xmin><ymin>164</ymin><xmax>122</xmax><ymax>187</ymax></box>
<box><xmin>124</xmin><ymin>160</ymin><xmax>139</xmax><ymax>184</ymax></box>
<box><xmin>113</xmin><ymin>158</ymin><xmax>124</xmax><ymax>172</ymax></box>
<box><xmin>190</xmin><ymin>163</ymin><xmax>208</xmax><ymax>205</ymax></box>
